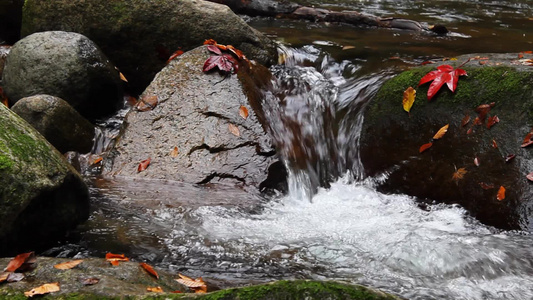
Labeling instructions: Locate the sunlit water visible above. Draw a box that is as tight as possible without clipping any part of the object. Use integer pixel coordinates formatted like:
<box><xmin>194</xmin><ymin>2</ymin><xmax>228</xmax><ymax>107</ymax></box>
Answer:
<box><xmin>46</xmin><ymin>1</ymin><xmax>533</xmax><ymax>299</ymax></box>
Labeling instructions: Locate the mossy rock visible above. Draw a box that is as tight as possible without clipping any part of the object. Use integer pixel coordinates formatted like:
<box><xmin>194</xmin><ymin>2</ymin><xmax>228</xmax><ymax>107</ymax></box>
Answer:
<box><xmin>0</xmin><ymin>104</ymin><xmax>89</xmax><ymax>255</ymax></box>
<box><xmin>21</xmin><ymin>0</ymin><xmax>278</xmax><ymax>94</ymax></box>
<box><xmin>361</xmin><ymin>53</ymin><xmax>533</xmax><ymax>231</ymax></box>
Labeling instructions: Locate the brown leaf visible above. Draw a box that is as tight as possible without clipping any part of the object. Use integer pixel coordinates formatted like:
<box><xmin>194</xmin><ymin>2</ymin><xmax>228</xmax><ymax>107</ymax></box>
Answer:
<box><xmin>105</xmin><ymin>253</ymin><xmax>129</xmax><ymax>266</ymax></box>
<box><xmin>475</xmin><ymin>103</ymin><xmax>492</xmax><ymax>121</ymax></box>
<box><xmin>402</xmin><ymin>86</ymin><xmax>416</xmax><ymax>114</ymax></box>
<box><xmin>527</xmin><ymin>172</ymin><xmax>533</xmax><ymax>182</ymax></box>
<box><xmin>119</xmin><ymin>72</ymin><xmax>128</xmax><ymax>83</ymax></box>
<box><xmin>147</xmin><ymin>286</ymin><xmax>164</xmax><ymax>293</ymax></box>
<box><xmin>170</xmin><ymin>147</ymin><xmax>179</xmax><ymax>158</ymax></box>
<box><xmin>80</xmin><ymin>277</ymin><xmax>100</xmax><ymax>286</ymax></box>
<box><xmin>461</xmin><ymin>114</ymin><xmax>470</xmax><ymax>127</ymax></box>
<box><xmin>479</xmin><ymin>182</ymin><xmax>495</xmax><ymax>190</ymax></box>
<box><xmin>433</xmin><ymin>124</ymin><xmax>449</xmax><ymax>140</ymax></box>
<box><xmin>505</xmin><ymin>154</ymin><xmax>516</xmax><ymax>163</ymax></box>
<box><xmin>492</xmin><ymin>139</ymin><xmax>498</xmax><ymax>148</ymax></box>
<box><xmin>138</xmin><ymin>158</ymin><xmax>151</xmax><ymax>172</ymax></box>
<box><xmin>486</xmin><ymin>115</ymin><xmax>499</xmax><ymax>129</ymax></box>
<box><xmin>7</xmin><ymin>272</ymin><xmax>24</xmax><ymax>282</ymax></box>
<box><xmin>467</xmin><ymin>128</ymin><xmax>473</xmax><ymax>135</ymax></box>
<box><xmin>166</xmin><ymin>49</ymin><xmax>184</xmax><ymax>64</ymax></box>
<box><xmin>5</xmin><ymin>252</ymin><xmax>35</xmax><ymax>272</ymax></box>
<box><xmin>140</xmin><ymin>263</ymin><xmax>159</xmax><ymax>280</ymax></box>
<box><xmin>419</xmin><ymin>142</ymin><xmax>433</xmax><ymax>153</ymax></box>
<box><xmin>135</xmin><ymin>95</ymin><xmax>158</xmax><ymax>112</ymax></box>
<box><xmin>203</xmin><ymin>39</ymin><xmax>217</xmax><ymax>45</ymax></box>
<box><xmin>228</xmin><ymin>123</ymin><xmax>240</xmax><ymax>137</ymax></box>
<box><xmin>452</xmin><ymin>167</ymin><xmax>467</xmax><ymax>181</ymax></box>
<box><xmin>497</xmin><ymin>186</ymin><xmax>506</xmax><ymax>201</ymax></box>
<box><xmin>473</xmin><ymin>117</ymin><xmax>483</xmax><ymax>126</ymax></box>
<box><xmin>0</xmin><ymin>272</ymin><xmax>9</xmax><ymax>283</ymax></box>
<box><xmin>239</xmin><ymin>106</ymin><xmax>249</xmax><ymax>120</ymax></box>
<box><xmin>226</xmin><ymin>45</ymin><xmax>247</xmax><ymax>61</ymax></box>
<box><xmin>176</xmin><ymin>274</ymin><xmax>207</xmax><ymax>293</ymax></box>
<box><xmin>54</xmin><ymin>259</ymin><xmax>83</xmax><ymax>270</ymax></box>
<box><xmin>24</xmin><ymin>282</ymin><xmax>60</xmax><ymax>297</ymax></box>
<box><xmin>474</xmin><ymin>157</ymin><xmax>480</xmax><ymax>167</ymax></box>
<box><xmin>522</xmin><ymin>130</ymin><xmax>533</xmax><ymax>148</ymax></box>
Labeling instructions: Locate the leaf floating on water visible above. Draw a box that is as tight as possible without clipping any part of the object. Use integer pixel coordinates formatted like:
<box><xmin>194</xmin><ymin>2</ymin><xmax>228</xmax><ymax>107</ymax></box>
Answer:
<box><xmin>105</xmin><ymin>253</ymin><xmax>130</xmax><ymax>266</ymax></box>
<box><xmin>170</xmin><ymin>147</ymin><xmax>179</xmax><ymax>158</ymax></box>
<box><xmin>24</xmin><ymin>282</ymin><xmax>60</xmax><ymax>297</ymax></box>
<box><xmin>5</xmin><ymin>252</ymin><xmax>35</xmax><ymax>272</ymax></box>
<box><xmin>138</xmin><ymin>158</ymin><xmax>151</xmax><ymax>172</ymax></box>
<box><xmin>228</xmin><ymin>123</ymin><xmax>240</xmax><ymax>137</ymax></box>
<box><xmin>474</xmin><ymin>157</ymin><xmax>480</xmax><ymax>167</ymax></box>
<box><xmin>419</xmin><ymin>142</ymin><xmax>433</xmax><ymax>153</ymax></box>
<box><xmin>461</xmin><ymin>114</ymin><xmax>471</xmax><ymax>127</ymax></box>
<box><xmin>54</xmin><ymin>259</ymin><xmax>83</xmax><ymax>270</ymax></box>
<box><xmin>497</xmin><ymin>186</ymin><xmax>506</xmax><ymax>201</ymax></box>
<box><xmin>402</xmin><ymin>87</ymin><xmax>416</xmax><ymax>114</ymax></box>
<box><xmin>239</xmin><ymin>105</ymin><xmax>249</xmax><ymax>120</ymax></box>
<box><xmin>492</xmin><ymin>139</ymin><xmax>498</xmax><ymax>148</ymax></box>
<box><xmin>486</xmin><ymin>115</ymin><xmax>499</xmax><ymax>129</ymax></box>
<box><xmin>505</xmin><ymin>154</ymin><xmax>516</xmax><ymax>163</ymax></box>
<box><xmin>433</xmin><ymin>124</ymin><xmax>449</xmax><ymax>140</ymax></box>
<box><xmin>527</xmin><ymin>172</ymin><xmax>533</xmax><ymax>182</ymax></box>
<box><xmin>452</xmin><ymin>167</ymin><xmax>467</xmax><ymax>181</ymax></box>
<box><xmin>147</xmin><ymin>286</ymin><xmax>164</xmax><ymax>293</ymax></box>
<box><xmin>140</xmin><ymin>263</ymin><xmax>159</xmax><ymax>280</ymax></box>
<box><xmin>176</xmin><ymin>273</ymin><xmax>207</xmax><ymax>293</ymax></box>
<box><xmin>80</xmin><ymin>277</ymin><xmax>100</xmax><ymax>286</ymax></box>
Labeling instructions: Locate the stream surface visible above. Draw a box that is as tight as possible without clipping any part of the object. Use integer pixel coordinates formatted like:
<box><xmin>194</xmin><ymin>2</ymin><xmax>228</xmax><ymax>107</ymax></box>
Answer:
<box><xmin>45</xmin><ymin>1</ymin><xmax>533</xmax><ymax>299</ymax></box>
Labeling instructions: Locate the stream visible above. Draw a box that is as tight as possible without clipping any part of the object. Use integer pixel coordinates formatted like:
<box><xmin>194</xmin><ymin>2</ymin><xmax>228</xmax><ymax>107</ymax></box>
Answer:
<box><xmin>44</xmin><ymin>1</ymin><xmax>533</xmax><ymax>299</ymax></box>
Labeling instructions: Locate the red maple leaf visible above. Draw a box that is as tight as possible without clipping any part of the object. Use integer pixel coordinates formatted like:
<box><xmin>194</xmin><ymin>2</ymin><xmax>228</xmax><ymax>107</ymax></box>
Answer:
<box><xmin>203</xmin><ymin>53</ymin><xmax>238</xmax><ymax>74</ymax></box>
<box><xmin>418</xmin><ymin>64</ymin><xmax>467</xmax><ymax>100</ymax></box>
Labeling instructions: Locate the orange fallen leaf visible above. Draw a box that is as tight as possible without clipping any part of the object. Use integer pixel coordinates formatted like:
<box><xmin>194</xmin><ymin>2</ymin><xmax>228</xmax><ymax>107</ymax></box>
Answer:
<box><xmin>135</xmin><ymin>95</ymin><xmax>158</xmax><ymax>112</ymax></box>
<box><xmin>486</xmin><ymin>115</ymin><xmax>499</xmax><ymax>129</ymax></box>
<box><xmin>166</xmin><ymin>49</ymin><xmax>184</xmax><ymax>64</ymax></box>
<box><xmin>92</xmin><ymin>157</ymin><xmax>103</xmax><ymax>165</ymax></box>
<box><xmin>228</xmin><ymin>123</ymin><xmax>240</xmax><ymax>137</ymax></box>
<box><xmin>24</xmin><ymin>282</ymin><xmax>60</xmax><ymax>297</ymax></box>
<box><xmin>473</xmin><ymin>116</ymin><xmax>482</xmax><ymax>126</ymax></box>
<box><xmin>505</xmin><ymin>154</ymin><xmax>516</xmax><ymax>163</ymax></box>
<box><xmin>527</xmin><ymin>172</ymin><xmax>533</xmax><ymax>182</ymax></box>
<box><xmin>239</xmin><ymin>106</ymin><xmax>249</xmax><ymax>120</ymax></box>
<box><xmin>522</xmin><ymin>130</ymin><xmax>533</xmax><ymax>148</ymax></box>
<box><xmin>419</xmin><ymin>142</ymin><xmax>433</xmax><ymax>153</ymax></box>
<box><xmin>170</xmin><ymin>146</ymin><xmax>179</xmax><ymax>157</ymax></box>
<box><xmin>54</xmin><ymin>259</ymin><xmax>83</xmax><ymax>270</ymax></box>
<box><xmin>226</xmin><ymin>45</ymin><xmax>247</xmax><ymax>61</ymax></box>
<box><xmin>138</xmin><ymin>158</ymin><xmax>151</xmax><ymax>172</ymax></box>
<box><xmin>452</xmin><ymin>167</ymin><xmax>467</xmax><ymax>181</ymax></box>
<box><xmin>467</xmin><ymin>128</ymin><xmax>473</xmax><ymax>135</ymax></box>
<box><xmin>105</xmin><ymin>253</ymin><xmax>129</xmax><ymax>266</ymax></box>
<box><xmin>0</xmin><ymin>272</ymin><xmax>9</xmax><ymax>283</ymax></box>
<box><xmin>497</xmin><ymin>186</ymin><xmax>506</xmax><ymax>201</ymax></box>
<box><xmin>4</xmin><ymin>252</ymin><xmax>35</xmax><ymax>272</ymax></box>
<box><xmin>147</xmin><ymin>286</ymin><xmax>164</xmax><ymax>293</ymax></box>
<box><xmin>492</xmin><ymin>139</ymin><xmax>498</xmax><ymax>148</ymax></box>
<box><xmin>176</xmin><ymin>274</ymin><xmax>207</xmax><ymax>293</ymax></box>
<box><xmin>119</xmin><ymin>72</ymin><xmax>128</xmax><ymax>83</ymax></box>
<box><xmin>433</xmin><ymin>124</ymin><xmax>449</xmax><ymax>140</ymax></box>
<box><xmin>461</xmin><ymin>114</ymin><xmax>470</xmax><ymax>127</ymax></box>
<box><xmin>0</xmin><ymin>87</ymin><xmax>8</xmax><ymax>107</ymax></box>
<box><xmin>203</xmin><ymin>39</ymin><xmax>217</xmax><ymax>45</ymax></box>
<box><xmin>140</xmin><ymin>263</ymin><xmax>159</xmax><ymax>279</ymax></box>
<box><xmin>402</xmin><ymin>86</ymin><xmax>416</xmax><ymax>114</ymax></box>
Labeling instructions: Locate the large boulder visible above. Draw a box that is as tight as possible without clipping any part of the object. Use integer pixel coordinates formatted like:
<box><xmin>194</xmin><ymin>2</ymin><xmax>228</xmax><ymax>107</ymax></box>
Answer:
<box><xmin>0</xmin><ymin>103</ymin><xmax>90</xmax><ymax>256</ymax></box>
<box><xmin>21</xmin><ymin>0</ymin><xmax>279</xmax><ymax>94</ymax></box>
<box><xmin>360</xmin><ymin>53</ymin><xmax>533</xmax><ymax>231</ymax></box>
<box><xmin>106</xmin><ymin>46</ymin><xmax>284</xmax><ymax>191</ymax></box>
<box><xmin>1</xmin><ymin>31</ymin><xmax>123</xmax><ymax>120</ymax></box>
<box><xmin>11</xmin><ymin>95</ymin><xmax>95</xmax><ymax>154</ymax></box>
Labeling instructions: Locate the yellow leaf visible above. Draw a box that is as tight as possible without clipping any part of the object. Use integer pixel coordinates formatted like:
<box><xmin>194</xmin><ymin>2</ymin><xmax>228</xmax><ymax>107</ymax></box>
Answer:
<box><xmin>402</xmin><ymin>87</ymin><xmax>416</xmax><ymax>113</ymax></box>
<box><xmin>433</xmin><ymin>124</ymin><xmax>449</xmax><ymax>140</ymax></box>
<box><xmin>147</xmin><ymin>286</ymin><xmax>164</xmax><ymax>293</ymax></box>
<box><xmin>170</xmin><ymin>146</ymin><xmax>179</xmax><ymax>158</ymax></box>
<box><xmin>54</xmin><ymin>259</ymin><xmax>84</xmax><ymax>270</ymax></box>
<box><xmin>452</xmin><ymin>167</ymin><xmax>467</xmax><ymax>181</ymax></box>
<box><xmin>119</xmin><ymin>72</ymin><xmax>128</xmax><ymax>82</ymax></box>
<box><xmin>24</xmin><ymin>283</ymin><xmax>60</xmax><ymax>297</ymax></box>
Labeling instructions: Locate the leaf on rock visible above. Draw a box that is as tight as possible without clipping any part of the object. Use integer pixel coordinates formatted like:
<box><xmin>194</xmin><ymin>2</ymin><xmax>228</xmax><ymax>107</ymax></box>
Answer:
<box><xmin>419</xmin><ymin>142</ymin><xmax>433</xmax><ymax>153</ymax></box>
<box><xmin>54</xmin><ymin>259</ymin><xmax>83</xmax><ymax>270</ymax></box>
<box><xmin>203</xmin><ymin>39</ymin><xmax>217</xmax><ymax>45</ymax></box>
<box><xmin>473</xmin><ymin>116</ymin><xmax>483</xmax><ymax>126</ymax></box>
<box><xmin>461</xmin><ymin>114</ymin><xmax>470</xmax><ymax>127</ymax></box>
<box><xmin>474</xmin><ymin>157</ymin><xmax>480</xmax><ymax>167</ymax></box>
<box><xmin>527</xmin><ymin>172</ymin><xmax>533</xmax><ymax>182</ymax></box>
<box><xmin>206</xmin><ymin>45</ymin><xmax>222</xmax><ymax>55</ymax></box>
<box><xmin>170</xmin><ymin>147</ymin><xmax>179</xmax><ymax>158</ymax></box>
<box><xmin>138</xmin><ymin>158</ymin><xmax>151</xmax><ymax>172</ymax></box>
<box><xmin>521</xmin><ymin>130</ymin><xmax>533</xmax><ymax>148</ymax></box>
<box><xmin>475</xmin><ymin>103</ymin><xmax>494</xmax><ymax>121</ymax></box>
<box><xmin>166</xmin><ymin>49</ymin><xmax>184</xmax><ymax>64</ymax></box>
<box><xmin>0</xmin><ymin>272</ymin><xmax>9</xmax><ymax>283</ymax></box>
<box><xmin>492</xmin><ymin>139</ymin><xmax>498</xmax><ymax>148</ymax></box>
<box><xmin>105</xmin><ymin>253</ymin><xmax>130</xmax><ymax>266</ymax></box>
<box><xmin>239</xmin><ymin>106</ymin><xmax>249</xmax><ymax>120</ymax></box>
<box><xmin>467</xmin><ymin>128</ymin><xmax>473</xmax><ymax>135</ymax></box>
<box><xmin>135</xmin><ymin>95</ymin><xmax>158</xmax><ymax>112</ymax></box>
<box><xmin>147</xmin><ymin>286</ymin><xmax>164</xmax><ymax>293</ymax></box>
<box><xmin>203</xmin><ymin>54</ymin><xmax>238</xmax><ymax>74</ymax></box>
<box><xmin>433</xmin><ymin>124</ymin><xmax>449</xmax><ymax>140</ymax></box>
<box><xmin>140</xmin><ymin>263</ymin><xmax>159</xmax><ymax>279</ymax></box>
<box><xmin>176</xmin><ymin>274</ymin><xmax>207</xmax><ymax>294</ymax></box>
<box><xmin>505</xmin><ymin>154</ymin><xmax>516</xmax><ymax>163</ymax></box>
<box><xmin>402</xmin><ymin>86</ymin><xmax>416</xmax><ymax>114</ymax></box>
<box><xmin>24</xmin><ymin>283</ymin><xmax>60</xmax><ymax>297</ymax></box>
<box><xmin>497</xmin><ymin>186</ymin><xmax>506</xmax><ymax>201</ymax></box>
<box><xmin>228</xmin><ymin>123</ymin><xmax>240</xmax><ymax>137</ymax></box>
<box><xmin>226</xmin><ymin>45</ymin><xmax>247</xmax><ymax>61</ymax></box>
<box><xmin>452</xmin><ymin>167</ymin><xmax>467</xmax><ymax>181</ymax></box>
<box><xmin>479</xmin><ymin>182</ymin><xmax>495</xmax><ymax>190</ymax></box>
<box><xmin>80</xmin><ymin>277</ymin><xmax>100</xmax><ymax>286</ymax></box>
<box><xmin>418</xmin><ymin>64</ymin><xmax>467</xmax><ymax>100</ymax></box>
<box><xmin>487</xmin><ymin>115</ymin><xmax>499</xmax><ymax>129</ymax></box>
<box><xmin>5</xmin><ymin>252</ymin><xmax>35</xmax><ymax>272</ymax></box>
<box><xmin>7</xmin><ymin>272</ymin><xmax>24</xmax><ymax>282</ymax></box>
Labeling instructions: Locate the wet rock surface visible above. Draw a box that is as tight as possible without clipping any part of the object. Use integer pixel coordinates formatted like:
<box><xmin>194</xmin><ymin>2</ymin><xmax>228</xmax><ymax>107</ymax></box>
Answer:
<box><xmin>106</xmin><ymin>46</ymin><xmax>284</xmax><ymax>191</ymax></box>
<box><xmin>11</xmin><ymin>95</ymin><xmax>95</xmax><ymax>154</ymax></box>
<box><xmin>0</xmin><ymin>103</ymin><xmax>89</xmax><ymax>256</ymax></box>
<box><xmin>0</xmin><ymin>46</ymin><xmax>9</xmax><ymax>80</ymax></box>
<box><xmin>1</xmin><ymin>31</ymin><xmax>122</xmax><ymax>120</ymax></box>
<box><xmin>22</xmin><ymin>0</ymin><xmax>278</xmax><ymax>94</ymax></box>
<box><xmin>360</xmin><ymin>53</ymin><xmax>533</xmax><ymax>231</ymax></box>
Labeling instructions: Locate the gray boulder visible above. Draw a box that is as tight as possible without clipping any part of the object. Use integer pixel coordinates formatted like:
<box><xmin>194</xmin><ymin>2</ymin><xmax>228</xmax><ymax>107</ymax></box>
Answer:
<box><xmin>2</xmin><ymin>31</ymin><xmax>123</xmax><ymax>120</ymax></box>
<box><xmin>21</xmin><ymin>0</ymin><xmax>278</xmax><ymax>94</ymax></box>
<box><xmin>0</xmin><ymin>102</ymin><xmax>90</xmax><ymax>256</ymax></box>
<box><xmin>360</xmin><ymin>53</ymin><xmax>533</xmax><ymax>231</ymax></box>
<box><xmin>11</xmin><ymin>95</ymin><xmax>95</xmax><ymax>154</ymax></box>
<box><xmin>106</xmin><ymin>46</ymin><xmax>284</xmax><ymax>190</ymax></box>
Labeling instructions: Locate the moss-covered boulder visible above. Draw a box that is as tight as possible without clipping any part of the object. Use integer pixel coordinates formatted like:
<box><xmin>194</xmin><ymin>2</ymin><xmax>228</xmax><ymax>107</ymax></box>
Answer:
<box><xmin>360</xmin><ymin>53</ymin><xmax>533</xmax><ymax>231</ymax></box>
<box><xmin>0</xmin><ymin>103</ymin><xmax>89</xmax><ymax>256</ymax></box>
<box><xmin>0</xmin><ymin>256</ymin><xmax>400</xmax><ymax>300</ymax></box>
<box><xmin>21</xmin><ymin>0</ymin><xmax>278</xmax><ymax>94</ymax></box>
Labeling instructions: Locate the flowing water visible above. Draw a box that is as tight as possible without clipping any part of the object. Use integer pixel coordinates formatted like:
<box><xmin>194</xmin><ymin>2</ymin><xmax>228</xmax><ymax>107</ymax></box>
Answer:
<box><xmin>46</xmin><ymin>1</ymin><xmax>533</xmax><ymax>299</ymax></box>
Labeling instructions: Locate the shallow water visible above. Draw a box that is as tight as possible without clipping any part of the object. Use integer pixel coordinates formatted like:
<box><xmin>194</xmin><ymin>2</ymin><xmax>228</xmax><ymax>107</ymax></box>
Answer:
<box><xmin>47</xmin><ymin>1</ymin><xmax>533</xmax><ymax>299</ymax></box>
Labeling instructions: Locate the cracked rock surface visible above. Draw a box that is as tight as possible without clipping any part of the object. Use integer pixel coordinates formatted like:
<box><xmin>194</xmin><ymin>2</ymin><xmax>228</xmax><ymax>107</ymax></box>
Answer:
<box><xmin>106</xmin><ymin>46</ymin><xmax>283</xmax><ymax>189</ymax></box>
